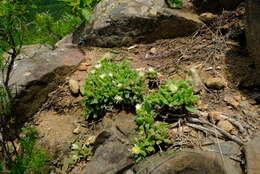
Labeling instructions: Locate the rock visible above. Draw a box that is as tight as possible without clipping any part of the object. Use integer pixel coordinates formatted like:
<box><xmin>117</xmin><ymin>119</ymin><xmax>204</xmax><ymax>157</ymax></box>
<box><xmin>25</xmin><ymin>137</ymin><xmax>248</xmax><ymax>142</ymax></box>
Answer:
<box><xmin>150</xmin><ymin>47</ymin><xmax>157</xmax><ymax>54</ymax></box>
<box><xmin>193</xmin><ymin>0</ymin><xmax>242</xmax><ymax>13</ymax></box>
<box><xmin>204</xmin><ymin>141</ymin><xmax>241</xmax><ymax>156</ymax></box>
<box><xmin>102</xmin><ymin>111</ymin><xmax>137</xmax><ymax>142</ymax></box>
<box><xmin>246</xmin><ymin>0</ymin><xmax>260</xmax><ymax>86</ymax></box>
<box><xmin>55</xmin><ymin>34</ymin><xmax>73</xmax><ymax>48</ymax></box>
<box><xmin>78</xmin><ymin>62</ymin><xmax>91</xmax><ymax>71</ymax></box>
<box><xmin>199</xmin><ymin>12</ymin><xmax>218</xmax><ymax>22</ymax></box>
<box><xmin>205</xmin><ymin>77</ymin><xmax>227</xmax><ymax>90</ymax></box>
<box><xmin>217</xmin><ymin>120</ymin><xmax>235</xmax><ymax>133</ymax></box>
<box><xmin>69</xmin><ymin>79</ymin><xmax>80</xmax><ymax>95</ymax></box>
<box><xmin>224</xmin><ymin>96</ymin><xmax>240</xmax><ymax>108</ymax></box>
<box><xmin>123</xmin><ymin>169</ymin><xmax>134</xmax><ymax>174</ymax></box>
<box><xmin>188</xmin><ymin>66</ymin><xmax>203</xmax><ymax>93</ymax></box>
<box><xmin>3</xmin><ymin>45</ymin><xmax>84</xmax><ymax>125</ymax></box>
<box><xmin>209</xmin><ymin>111</ymin><xmax>223</xmax><ymax>122</ymax></box>
<box><xmin>73</xmin><ymin>0</ymin><xmax>203</xmax><ymax>47</ymax></box>
<box><xmin>72</xmin><ymin>126</ymin><xmax>81</xmax><ymax>134</ymax></box>
<box><xmin>133</xmin><ymin>150</ymin><xmax>242</xmax><ymax>174</ymax></box>
<box><xmin>82</xmin><ymin>130</ymin><xmax>134</xmax><ymax>174</ymax></box>
<box><xmin>245</xmin><ymin>131</ymin><xmax>260</xmax><ymax>174</ymax></box>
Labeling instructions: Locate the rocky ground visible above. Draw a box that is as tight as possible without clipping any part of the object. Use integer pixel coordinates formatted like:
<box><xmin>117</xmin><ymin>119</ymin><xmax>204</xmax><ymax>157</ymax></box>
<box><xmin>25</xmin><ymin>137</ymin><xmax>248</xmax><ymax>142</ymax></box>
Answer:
<box><xmin>10</xmin><ymin>2</ymin><xmax>260</xmax><ymax>174</ymax></box>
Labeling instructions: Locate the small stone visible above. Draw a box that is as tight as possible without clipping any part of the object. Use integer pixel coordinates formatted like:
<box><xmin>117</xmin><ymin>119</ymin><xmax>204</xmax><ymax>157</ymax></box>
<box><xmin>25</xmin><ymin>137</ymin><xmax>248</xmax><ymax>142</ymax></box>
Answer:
<box><xmin>69</xmin><ymin>79</ymin><xmax>79</xmax><ymax>95</ymax></box>
<box><xmin>78</xmin><ymin>63</ymin><xmax>91</xmax><ymax>71</ymax></box>
<box><xmin>199</xmin><ymin>12</ymin><xmax>218</xmax><ymax>22</ymax></box>
<box><xmin>209</xmin><ymin>111</ymin><xmax>223</xmax><ymax>122</ymax></box>
<box><xmin>205</xmin><ymin>77</ymin><xmax>227</xmax><ymax>90</ymax></box>
<box><xmin>123</xmin><ymin>169</ymin><xmax>134</xmax><ymax>174</ymax></box>
<box><xmin>217</xmin><ymin>120</ymin><xmax>235</xmax><ymax>133</ymax></box>
<box><xmin>197</xmin><ymin>100</ymin><xmax>208</xmax><ymax>110</ymax></box>
<box><xmin>224</xmin><ymin>96</ymin><xmax>240</xmax><ymax>108</ymax></box>
<box><xmin>150</xmin><ymin>47</ymin><xmax>157</xmax><ymax>54</ymax></box>
<box><xmin>248</xmin><ymin>99</ymin><xmax>257</xmax><ymax>105</ymax></box>
<box><xmin>73</xmin><ymin>126</ymin><xmax>81</xmax><ymax>135</ymax></box>
<box><xmin>234</xmin><ymin>95</ymin><xmax>242</xmax><ymax>101</ymax></box>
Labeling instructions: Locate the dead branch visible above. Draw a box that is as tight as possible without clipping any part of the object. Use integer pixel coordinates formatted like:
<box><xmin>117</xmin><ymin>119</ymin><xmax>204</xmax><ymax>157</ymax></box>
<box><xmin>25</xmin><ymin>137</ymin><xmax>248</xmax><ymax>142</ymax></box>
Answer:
<box><xmin>186</xmin><ymin>123</ymin><xmax>222</xmax><ymax>137</ymax></box>
<box><xmin>188</xmin><ymin>117</ymin><xmax>244</xmax><ymax>145</ymax></box>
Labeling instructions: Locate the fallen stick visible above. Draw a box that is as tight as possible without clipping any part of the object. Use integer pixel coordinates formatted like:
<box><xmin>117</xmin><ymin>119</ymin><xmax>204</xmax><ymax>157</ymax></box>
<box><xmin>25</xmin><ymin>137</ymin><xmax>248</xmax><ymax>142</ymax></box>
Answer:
<box><xmin>188</xmin><ymin>117</ymin><xmax>244</xmax><ymax>145</ymax></box>
<box><xmin>186</xmin><ymin>123</ymin><xmax>222</xmax><ymax>137</ymax></box>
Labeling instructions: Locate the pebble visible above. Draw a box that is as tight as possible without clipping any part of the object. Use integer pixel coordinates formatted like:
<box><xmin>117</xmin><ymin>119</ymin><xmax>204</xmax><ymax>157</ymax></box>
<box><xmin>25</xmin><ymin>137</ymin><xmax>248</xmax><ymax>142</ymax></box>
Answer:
<box><xmin>73</xmin><ymin>126</ymin><xmax>81</xmax><ymax>135</ymax></box>
<box><xmin>209</xmin><ymin>111</ymin><xmax>223</xmax><ymax>122</ymax></box>
<box><xmin>217</xmin><ymin>120</ymin><xmax>235</xmax><ymax>133</ymax></box>
<box><xmin>69</xmin><ymin>79</ymin><xmax>80</xmax><ymax>95</ymax></box>
<box><xmin>224</xmin><ymin>96</ymin><xmax>240</xmax><ymax>108</ymax></box>
<box><xmin>199</xmin><ymin>12</ymin><xmax>218</xmax><ymax>22</ymax></box>
<box><xmin>205</xmin><ymin>77</ymin><xmax>227</xmax><ymax>90</ymax></box>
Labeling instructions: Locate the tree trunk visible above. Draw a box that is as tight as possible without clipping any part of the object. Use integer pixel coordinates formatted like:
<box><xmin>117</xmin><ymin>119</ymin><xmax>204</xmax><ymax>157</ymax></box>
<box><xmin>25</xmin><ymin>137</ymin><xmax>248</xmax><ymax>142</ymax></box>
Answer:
<box><xmin>246</xmin><ymin>0</ymin><xmax>260</xmax><ymax>86</ymax></box>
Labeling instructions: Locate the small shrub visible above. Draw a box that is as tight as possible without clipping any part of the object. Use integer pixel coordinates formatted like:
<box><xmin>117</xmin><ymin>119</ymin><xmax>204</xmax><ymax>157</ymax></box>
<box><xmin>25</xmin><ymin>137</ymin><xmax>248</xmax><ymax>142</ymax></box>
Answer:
<box><xmin>10</xmin><ymin>127</ymin><xmax>49</xmax><ymax>174</ymax></box>
<box><xmin>132</xmin><ymin>80</ymin><xmax>199</xmax><ymax>160</ymax></box>
<box><xmin>83</xmin><ymin>60</ymin><xmax>147</xmax><ymax>119</ymax></box>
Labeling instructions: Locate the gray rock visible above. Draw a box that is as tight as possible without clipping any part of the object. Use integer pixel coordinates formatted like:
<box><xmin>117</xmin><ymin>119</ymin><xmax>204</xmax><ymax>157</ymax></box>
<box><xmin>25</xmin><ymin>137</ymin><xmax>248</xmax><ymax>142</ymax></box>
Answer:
<box><xmin>204</xmin><ymin>141</ymin><xmax>241</xmax><ymax>156</ymax></box>
<box><xmin>246</xmin><ymin>0</ymin><xmax>260</xmax><ymax>86</ymax></box>
<box><xmin>4</xmin><ymin>45</ymin><xmax>84</xmax><ymax>124</ymax></box>
<box><xmin>133</xmin><ymin>150</ymin><xmax>242</xmax><ymax>174</ymax></box>
<box><xmin>73</xmin><ymin>0</ymin><xmax>203</xmax><ymax>47</ymax></box>
<box><xmin>82</xmin><ymin>131</ymin><xmax>134</xmax><ymax>174</ymax></box>
<box><xmin>245</xmin><ymin>131</ymin><xmax>260</xmax><ymax>174</ymax></box>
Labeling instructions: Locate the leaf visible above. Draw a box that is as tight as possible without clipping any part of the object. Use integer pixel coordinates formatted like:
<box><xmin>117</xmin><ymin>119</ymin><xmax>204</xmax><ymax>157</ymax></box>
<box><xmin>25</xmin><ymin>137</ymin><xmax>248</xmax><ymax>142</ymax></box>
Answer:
<box><xmin>80</xmin><ymin>8</ymin><xmax>92</xmax><ymax>21</ymax></box>
<box><xmin>185</xmin><ymin>105</ymin><xmax>199</xmax><ymax>113</ymax></box>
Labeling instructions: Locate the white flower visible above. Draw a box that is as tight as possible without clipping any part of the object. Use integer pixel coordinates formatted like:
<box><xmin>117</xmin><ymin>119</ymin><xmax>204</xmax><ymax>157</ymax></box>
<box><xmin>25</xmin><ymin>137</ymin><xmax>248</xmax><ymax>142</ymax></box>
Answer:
<box><xmin>117</xmin><ymin>83</ymin><xmax>122</xmax><ymax>87</ymax></box>
<box><xmin>99</xmin><ymin>74</ymin><xmax>106</xmax><ymax>79</ymax></box>
<box><xmin>108</xmin><ymin>73</ymin><xmax>113</xmax><ymax>77</ymax></box>
<box><xmin>169</xmin><ymin>83</ymin><xmax>178</xmax><ymax>93</ymax></box>
<box><xmin>95</xmin><ymin>64</ymin><xmax>102</xmax><ymax>69</ymax></box>
<box><xmin>114</xmin><ymin>95</ymin><xmax>123</xmax><ymax>102</ymax></box>
<box><xmin>135</xmin><ymin>104</ymin><xmax>142</xmax><ymax>111</ymax></box>
<box><xmin>72</xmin><ymin>155</ymin><xmax>78</xmax><ymax>160</ymax></box>
<box><xmin>139</xmin><ymin>71</ymin><xmax>145</xmax><ymax>77</ymax></box>
<box><xmin>71</xmin><ymin>143</ymin><xmax>79</xmax><ymax>150</ymax></box>
<box><xmin>148</xmin><ymin>67</ymin><xmax>155</xmax><ymax>72</ymax></box>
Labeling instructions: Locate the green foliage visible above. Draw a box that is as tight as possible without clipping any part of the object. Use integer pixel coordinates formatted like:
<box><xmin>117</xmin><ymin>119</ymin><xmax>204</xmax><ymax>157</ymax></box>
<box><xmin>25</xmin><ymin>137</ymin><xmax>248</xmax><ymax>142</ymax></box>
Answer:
<box><xmin>0</xmin><ymin>0</ymin><xmax>33</xmax><ymax>53</ymax></box>
<box><xmin>146</xmin><ymin>68</ymin><xmax>158</xmax><ymax>80</ymax></box>
<box><xmin>10</xmin><ymin>127</ymin><xmax>49</xmax><ymax>174</ymax></box>
<box><xmin>132</xmin><ymin>80</ymin><xmax>199</xmax><ymax>160</ymax></box>
<box><xmin>83</xmin><ymin>60</ymin><xmax>147</xmax><ymax>119</ymax></box>
<box><xmin>32</xmin><ymin>12</ymin><xmax>81</xmax><ymax>45</ymax></box>
<box><xmin>168</xmin><ymin>0</ymin><xmax>183</xmax><ymax>8</ymax></box>
<box><xmin>58</xmin><ymin>0</ymin><xmax>101</xmax><ymax>20</ymax></box>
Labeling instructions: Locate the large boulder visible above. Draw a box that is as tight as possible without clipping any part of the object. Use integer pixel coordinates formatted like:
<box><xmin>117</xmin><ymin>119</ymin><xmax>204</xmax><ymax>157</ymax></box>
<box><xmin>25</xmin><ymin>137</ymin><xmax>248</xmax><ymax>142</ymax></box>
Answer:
<box><xmin>244</xmin><ymin>131</ymin><xmax>260</xmax><ymax>174</ymax></box>
<box><xmin>73</xmin><ymin>0</ymin><xmax>203</xmax><ymax>47</ymax></box>
<box><xmin>3</xmin><ymin>44</ymin><xmax>84</xmax><ymax>125</ymax></box>
<box><xmin>246</xmin><ymin>0</ymin><xmax>260</xmax><ymax>86</ymax></box>
<box><xmin>133</xmin><ymin>150</ymin><xmax>242</xmax><ymax>174</ymax></box>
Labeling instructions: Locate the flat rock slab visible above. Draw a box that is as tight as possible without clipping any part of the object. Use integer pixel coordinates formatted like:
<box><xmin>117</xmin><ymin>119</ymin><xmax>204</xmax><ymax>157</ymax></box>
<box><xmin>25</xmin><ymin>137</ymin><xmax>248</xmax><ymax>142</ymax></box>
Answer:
<box><xmin>133</xmin><ymin>150</ymin><xmax>242</xmax><ymax>174</ymax></box>
<box><xmin>5</xmin><ymin>44</ymin><xmax>84</xmax><ymax>122</ymax></box>
<box><xmin>245</xmin><ymin>131</ymin><xmax>260</xmax><ymax>174</ymax></box>
<box><xmin>82</xmin><ymin>130</ymin><xmax>134</xmax><ymax>174</ymax></box>
<box><xmin>73</xmin><ymin>0</ymin><xmax>203</xmax><ymax>47</ymax></box>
